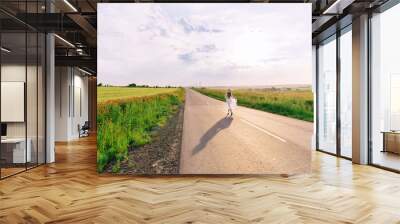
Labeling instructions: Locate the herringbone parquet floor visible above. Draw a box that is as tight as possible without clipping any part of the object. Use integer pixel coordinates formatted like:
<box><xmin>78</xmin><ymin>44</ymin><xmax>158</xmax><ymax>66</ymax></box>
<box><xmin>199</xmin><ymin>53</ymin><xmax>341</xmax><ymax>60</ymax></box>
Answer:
<box><xmin>1</xmin><ymin>136</ymin><xmax>400</xmax><ymax>223</ymax></box>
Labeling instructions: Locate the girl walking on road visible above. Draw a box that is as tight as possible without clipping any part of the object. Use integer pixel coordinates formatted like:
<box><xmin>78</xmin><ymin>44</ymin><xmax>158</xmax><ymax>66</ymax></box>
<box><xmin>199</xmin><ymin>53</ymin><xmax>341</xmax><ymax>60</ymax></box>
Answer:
<box><xmin>226</xmin><ymin>89</ymin><xmax>237</xmax><ymax>117</ymax></box>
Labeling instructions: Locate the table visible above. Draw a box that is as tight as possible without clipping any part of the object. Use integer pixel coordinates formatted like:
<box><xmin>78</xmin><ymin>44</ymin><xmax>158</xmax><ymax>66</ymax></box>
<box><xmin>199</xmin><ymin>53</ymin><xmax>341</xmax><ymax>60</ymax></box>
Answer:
<box><xmin>1</xmin><ymin>138</ymin><xmax>31</xmax><ymax>163</ymax></box>
<box><xmin>381</xmin><ymin>131</ymin><xmax>400</xmax><ymax>154</ymax></box>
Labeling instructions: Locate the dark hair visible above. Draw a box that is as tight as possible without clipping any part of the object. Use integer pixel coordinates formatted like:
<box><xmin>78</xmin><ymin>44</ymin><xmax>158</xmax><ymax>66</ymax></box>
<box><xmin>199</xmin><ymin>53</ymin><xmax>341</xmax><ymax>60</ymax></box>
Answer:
<box><xmin>227</xmin><ymin>91</ymin><xmax>232</xmax><ymax>98</ymax></box>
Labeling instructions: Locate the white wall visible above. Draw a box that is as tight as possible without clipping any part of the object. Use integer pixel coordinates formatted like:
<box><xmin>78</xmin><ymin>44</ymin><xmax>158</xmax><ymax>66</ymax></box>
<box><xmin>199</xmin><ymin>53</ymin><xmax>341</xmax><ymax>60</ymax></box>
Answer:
<box><xmin>1</xmin><ymin>65</ymin><xmax>41</xmax><ymax>138</ymax></box>
<box><xmin>55</xmin><ymin>66</ymin><xmax>70</xmax><ymax>141</ymax></box>
<box><xmin>1</xmin><ymin>65</ymin><xmax>26</xmax><ymax>135</ymax></box>
<box><xmin>54</xmin><ymin>67</ymin><xmax>89</xmax><ymax>141</ymax></box>
<box><xmin>71</xmin><ymin>73</ymin><xmax>89</xmax><ymax>138</ymax></box>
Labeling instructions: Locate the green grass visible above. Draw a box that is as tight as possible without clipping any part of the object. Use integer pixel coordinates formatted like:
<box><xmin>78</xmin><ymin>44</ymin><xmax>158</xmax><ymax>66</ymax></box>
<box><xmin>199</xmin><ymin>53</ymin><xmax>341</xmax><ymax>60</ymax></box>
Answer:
<box><xmin>193</xmin><ymin>87</ymin><xmax>313</xmax><ymax>122</ymax></box>
<box><xmin>97</xmin><ymin>88</ymin><xmax>184</xmax><ymax>173</ymax></box>
<box><xmin>98</xmin><ymin>87</ymin><xmax>178</xmax><ymax>103</ymax></box>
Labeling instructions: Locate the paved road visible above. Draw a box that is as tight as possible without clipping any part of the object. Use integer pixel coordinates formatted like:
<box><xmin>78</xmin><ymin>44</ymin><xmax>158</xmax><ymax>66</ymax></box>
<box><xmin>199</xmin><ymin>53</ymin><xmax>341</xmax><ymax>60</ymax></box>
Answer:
<box><xmin>180</xmin><ymin>89</ymin><xmax>313</xmax><ymax>174</ymax></box>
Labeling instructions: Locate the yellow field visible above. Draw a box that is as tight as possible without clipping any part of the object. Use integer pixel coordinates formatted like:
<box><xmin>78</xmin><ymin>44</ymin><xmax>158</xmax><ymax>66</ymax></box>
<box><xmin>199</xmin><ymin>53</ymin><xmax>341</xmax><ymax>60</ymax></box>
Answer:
<box><xmin>97</xmin><ymin>87</ymin><xmax>178</xmax><ymax>103</ymax></box>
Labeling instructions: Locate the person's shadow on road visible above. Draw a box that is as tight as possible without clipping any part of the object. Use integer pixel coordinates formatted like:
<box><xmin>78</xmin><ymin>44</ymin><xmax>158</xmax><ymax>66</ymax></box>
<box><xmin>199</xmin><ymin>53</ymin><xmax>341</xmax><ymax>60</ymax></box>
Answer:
<box><xmin>192</xmin><ymin>116</ymin><xmax>234</xmax><ymax>155</ymax></box>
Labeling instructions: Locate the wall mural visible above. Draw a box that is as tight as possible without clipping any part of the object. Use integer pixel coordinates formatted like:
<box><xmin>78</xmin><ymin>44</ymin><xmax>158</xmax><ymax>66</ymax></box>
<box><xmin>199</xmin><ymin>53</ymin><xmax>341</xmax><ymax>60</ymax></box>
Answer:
<box><xmin>97</xmin><ymin>3</ymin><xmax>313</xmax><ymax>174</ymax></box>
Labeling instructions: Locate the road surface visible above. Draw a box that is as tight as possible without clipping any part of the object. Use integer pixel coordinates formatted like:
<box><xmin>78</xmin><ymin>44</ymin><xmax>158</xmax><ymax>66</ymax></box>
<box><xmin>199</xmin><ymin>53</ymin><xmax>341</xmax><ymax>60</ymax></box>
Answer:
<box><xmin>180</xmin><ymin>89</ymin><xmax>313</xmax><ymax>174</ymax></box>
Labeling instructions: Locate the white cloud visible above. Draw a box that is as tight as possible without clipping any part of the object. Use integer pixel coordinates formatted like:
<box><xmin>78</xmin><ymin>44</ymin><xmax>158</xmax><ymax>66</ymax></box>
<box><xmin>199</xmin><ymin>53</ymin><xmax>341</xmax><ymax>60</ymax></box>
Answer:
<box><xmin>98</xmin><ymin>3</ymin><xmax>312</xmax><ymax>87</ymax></box>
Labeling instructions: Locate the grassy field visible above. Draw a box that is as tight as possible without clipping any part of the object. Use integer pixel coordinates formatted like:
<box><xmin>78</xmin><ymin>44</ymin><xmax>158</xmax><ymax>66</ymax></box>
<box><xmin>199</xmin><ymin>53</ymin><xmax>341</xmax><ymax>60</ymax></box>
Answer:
<box><xmin>194</xmin><ymin>87</ymin><xmax>313</xmax><ymax>122</ymax></box>
<box><xmin>97</xmin><ymin>87</ymin><xmax>184</xmax><ymax>172</ymax></box>
<box><xmin>98</xmin><ymin>87</ymin><xmax>178</xmax><ymax>103</ymax></box>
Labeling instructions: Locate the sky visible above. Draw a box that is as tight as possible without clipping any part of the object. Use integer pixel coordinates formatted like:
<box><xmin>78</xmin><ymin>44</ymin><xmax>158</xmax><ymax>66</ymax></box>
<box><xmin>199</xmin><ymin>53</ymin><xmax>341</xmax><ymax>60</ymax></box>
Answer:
<box><xmin>98</xmin><ymin>3</ymin><xmax>312</xmax><ymax>87</ymax></box>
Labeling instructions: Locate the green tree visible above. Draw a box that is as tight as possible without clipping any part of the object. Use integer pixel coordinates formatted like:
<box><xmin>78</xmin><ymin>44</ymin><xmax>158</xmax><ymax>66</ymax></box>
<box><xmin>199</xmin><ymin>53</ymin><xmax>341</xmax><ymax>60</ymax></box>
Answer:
<box><xmin>128</xmin><ymin>83</ymin><xmax>137</xmax><ymax>87</ymax></box>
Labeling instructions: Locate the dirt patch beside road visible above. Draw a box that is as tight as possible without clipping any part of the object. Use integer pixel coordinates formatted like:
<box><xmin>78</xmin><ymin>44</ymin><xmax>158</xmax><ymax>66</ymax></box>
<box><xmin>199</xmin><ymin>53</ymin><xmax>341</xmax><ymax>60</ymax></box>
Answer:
<box><xmin>106</xmin><ymin>104</ymin><xmax>184</xmax><ymax>174</ymax></box>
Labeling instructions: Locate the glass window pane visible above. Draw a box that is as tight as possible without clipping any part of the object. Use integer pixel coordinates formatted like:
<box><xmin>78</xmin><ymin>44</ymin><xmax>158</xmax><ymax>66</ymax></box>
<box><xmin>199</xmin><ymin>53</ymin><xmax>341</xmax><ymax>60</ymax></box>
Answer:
<box><xmin>1</xmin><ymin>32</ymin><xmax>27</xmax><ymax>177</ymax></box>
<box><xmin>0</xmin><ymin>1</ymin><xmax>46</xmax><ymax>179</ymax></box>
<box><xmin>318</xmin><ymin>36</ymin><xmax>337</xmax><ymax>154</ymax></box>
<box><xmin>340</xmin><ymin>28</ymin><xmax>352</xmax><ymax>158</ymax></box>
<box><xmin>371</xmin><ymin>3</ymin><xmax>400</xmax><ymax>171</ymax></box>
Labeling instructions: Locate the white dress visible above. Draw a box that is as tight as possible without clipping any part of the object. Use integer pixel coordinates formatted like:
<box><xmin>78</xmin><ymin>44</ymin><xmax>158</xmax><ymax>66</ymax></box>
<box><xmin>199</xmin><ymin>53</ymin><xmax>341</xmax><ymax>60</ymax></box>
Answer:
<box><xmin>226</xmin><ymin>96</ymin><xmax>237</xmax><ymax>110</ymax></box>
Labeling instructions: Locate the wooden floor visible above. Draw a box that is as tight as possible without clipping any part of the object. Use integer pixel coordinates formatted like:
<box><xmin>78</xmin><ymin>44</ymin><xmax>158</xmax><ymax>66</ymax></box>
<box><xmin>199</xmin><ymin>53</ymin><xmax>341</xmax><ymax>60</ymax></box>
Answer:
<box><xmin>373</xmin><ymin>151</ymin><xmax>400</xmax><ymax>171</ymax></box>
<box><xmin>1</xmin><ymin>136</ymin><xmax>400</xmax><ymax>223</ymax></box>
<box><xmin>1</xmin><ymin>167</ymin><xmax>26</xmax><ymax>178</ymax></box>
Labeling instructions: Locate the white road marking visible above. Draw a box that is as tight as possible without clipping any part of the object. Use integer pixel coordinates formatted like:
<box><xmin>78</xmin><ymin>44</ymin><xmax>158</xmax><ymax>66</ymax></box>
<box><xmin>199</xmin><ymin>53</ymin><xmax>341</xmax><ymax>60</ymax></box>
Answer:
<box><xmin>240</xmin><ymin>119</ymin><xmax>287</xmax><ymax>143</ymax></box>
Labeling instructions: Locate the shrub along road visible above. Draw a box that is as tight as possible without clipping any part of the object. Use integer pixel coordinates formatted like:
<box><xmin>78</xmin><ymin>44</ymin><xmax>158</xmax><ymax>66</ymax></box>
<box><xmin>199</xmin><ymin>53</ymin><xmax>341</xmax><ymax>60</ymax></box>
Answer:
<box><xmin>180</xmin><ymin>89</ymin><xmax>313</xmax><ymax>174</ymax></box>
<box><xmin>107</xmin><ymin>104</ymin><xmax>184</xmax><ymax>174</ymax></box>
<box><xmin>97</xmin><ymin>88</ymin><xmax>184</xmax><ymax>173</ymax></box>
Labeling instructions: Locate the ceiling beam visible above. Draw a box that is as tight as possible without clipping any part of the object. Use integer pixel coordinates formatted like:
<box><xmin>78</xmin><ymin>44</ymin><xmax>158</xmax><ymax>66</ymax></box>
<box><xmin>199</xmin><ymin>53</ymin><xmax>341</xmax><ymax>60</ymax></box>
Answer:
<box><xmin>323</xmin><ymin>0</ymin><xmax>356</xmax><ymax>14</ymax></box>
<box><xmin>55</xmin><ymin>55</ymin><xmax>96</xmax><ymax>73</ymax></box>
<box><xmin>67</xmin><ymin>13</ymin><xmax>97</xmax><ymax>46</ymax></box>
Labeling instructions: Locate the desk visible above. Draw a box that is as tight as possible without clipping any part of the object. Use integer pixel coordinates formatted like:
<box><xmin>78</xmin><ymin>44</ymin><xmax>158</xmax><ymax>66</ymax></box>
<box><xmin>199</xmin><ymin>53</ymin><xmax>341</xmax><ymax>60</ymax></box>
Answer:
<box><xmin>382</xmin><ymin>131</ymin><xmax>400</xmax><ymax>154</ymax></box>
<box><xmin>1</xmin><ymin>138</ymin><xmax>31</xmax><ymax>163</ymax></box>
